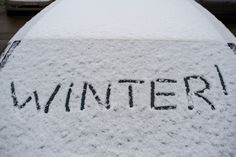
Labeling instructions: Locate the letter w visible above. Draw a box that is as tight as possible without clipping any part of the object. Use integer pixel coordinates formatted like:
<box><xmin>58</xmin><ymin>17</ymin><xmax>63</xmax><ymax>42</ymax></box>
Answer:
<box><xmin>11</xmin><ymin>82</ymin><xmax>32</xmax><ymax>109</ymax></box>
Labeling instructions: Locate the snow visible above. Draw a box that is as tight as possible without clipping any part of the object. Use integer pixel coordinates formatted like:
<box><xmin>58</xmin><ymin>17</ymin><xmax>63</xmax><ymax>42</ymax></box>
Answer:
<box><xmin>0</xmin><ymin>39</ymin><xmax>236</xmax><ymax>156</ymax></box>
<box><xmin>0</xmin><ymin>0</ymin><xmax>236</xmax><ymax>157</ymax></box>
<box><xmin>22</xmin><ymin>0</ymin><xmax>235</xmax><ymax>43</ymax></box>
<box><xmin>190</xmin><ymin>0</ymin><xmax>236</xmax><ymax>44</ymax></box>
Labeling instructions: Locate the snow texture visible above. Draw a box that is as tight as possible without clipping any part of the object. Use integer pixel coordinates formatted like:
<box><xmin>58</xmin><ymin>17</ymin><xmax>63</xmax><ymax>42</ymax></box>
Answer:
<box><xmin>21</xmin><ymin>0</ymin><xmax>235</xmax><ymax>43</ymax></box>
<box><xmin>1</xmin><ymin>0</ymin><xmax>236</xmax><ymax>157</ymax></box>
<box><xmin>0</xmin><ymin>39</ymin><xmax>236</xmax><ymax>157</ymax></box>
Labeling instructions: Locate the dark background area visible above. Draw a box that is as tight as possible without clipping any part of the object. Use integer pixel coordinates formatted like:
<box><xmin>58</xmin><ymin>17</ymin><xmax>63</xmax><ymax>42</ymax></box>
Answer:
<box><xmin>0</xmin><ymin>5</ymin><xmax>34</xmax><ymax>52</ymax></box>
<box><xmin>0</xmin><ymin>1</ymin><xmax>236</xmax><ymax>53</ymax></box>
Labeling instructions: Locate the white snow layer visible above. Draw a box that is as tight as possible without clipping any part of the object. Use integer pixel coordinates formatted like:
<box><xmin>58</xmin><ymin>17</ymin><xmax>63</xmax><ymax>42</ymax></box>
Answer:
<box><xmin>0</xmin><ymin>39</ymin><xmax>236</xmax><ymax>157</ymax></box>
<box><xmin>1</xmin><ymin>0</ymin><xmax>236</xmax><ymax>156</ymax></box>
<box><xmin>22</xmin><ymin>0</ymin><xmax>235</xmax><ymax>43</ymax></box>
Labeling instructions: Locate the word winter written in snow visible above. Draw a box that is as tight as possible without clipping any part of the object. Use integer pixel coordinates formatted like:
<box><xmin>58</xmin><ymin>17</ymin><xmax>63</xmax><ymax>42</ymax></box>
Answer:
<box><xmin>10</xmin><ymin>65</ymin><xmax>228</xmax><ymax>113</ymax></box>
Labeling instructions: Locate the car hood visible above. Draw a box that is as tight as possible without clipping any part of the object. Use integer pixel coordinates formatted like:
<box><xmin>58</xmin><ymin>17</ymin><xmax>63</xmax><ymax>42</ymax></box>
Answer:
<box><xmin>0</xmin><ymin>39</ymin><xmax>236</xmax><ymax>156</ymax></box>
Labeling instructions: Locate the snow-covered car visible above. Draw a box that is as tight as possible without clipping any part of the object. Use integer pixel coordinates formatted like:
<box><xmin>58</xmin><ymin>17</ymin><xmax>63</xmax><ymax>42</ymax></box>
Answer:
<box><xmin>6</xmin><ymin>0</ymin><xmax>54</xmax><ymax>13</ymax></box>
<box><xmin>0</xmin><ymin>0</ymin><xmax>236</xmax><ymax>156</ymax></box>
